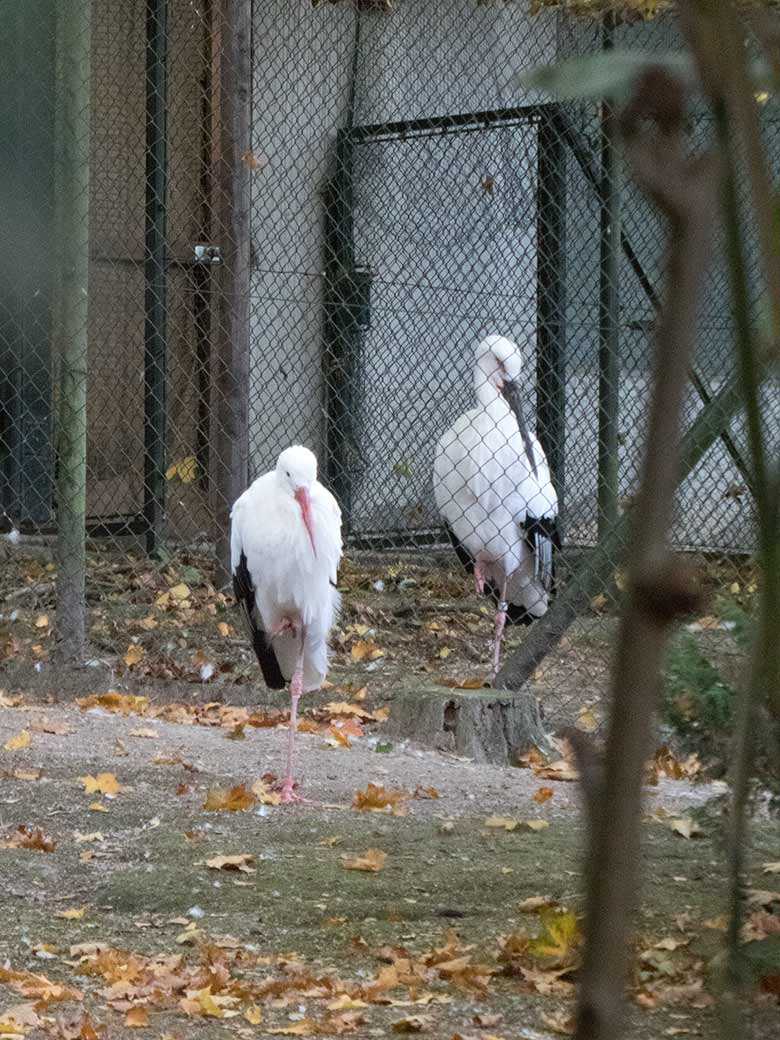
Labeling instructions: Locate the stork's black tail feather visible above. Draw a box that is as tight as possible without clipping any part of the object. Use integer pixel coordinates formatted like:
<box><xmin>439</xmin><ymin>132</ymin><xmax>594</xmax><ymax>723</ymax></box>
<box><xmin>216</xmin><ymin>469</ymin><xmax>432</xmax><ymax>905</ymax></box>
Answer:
<box><xmin>443</xmin><ymin>518</ymin><xmax>560</xmax><ymax>626</ymax></box>
<box><xmin>232</xmin><ymin>551</ymin><xmax>286</xmax><ymax>689</ymax></box>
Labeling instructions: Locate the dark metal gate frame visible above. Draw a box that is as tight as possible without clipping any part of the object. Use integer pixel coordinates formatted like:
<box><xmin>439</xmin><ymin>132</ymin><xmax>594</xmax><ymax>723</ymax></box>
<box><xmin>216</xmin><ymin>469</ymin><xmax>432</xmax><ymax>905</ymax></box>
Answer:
<box><xmin>323</xmin><ymin>100</ymin><xmax>753</xmax><ymax>550</ymax></box>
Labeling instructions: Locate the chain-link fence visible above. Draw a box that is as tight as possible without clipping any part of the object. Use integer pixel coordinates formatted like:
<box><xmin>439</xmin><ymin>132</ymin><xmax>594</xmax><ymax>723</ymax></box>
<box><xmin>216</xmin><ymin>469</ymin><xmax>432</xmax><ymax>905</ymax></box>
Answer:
<box><xmin>1</xmin><ymin>0</ymin><xmax>773</xmax><ymax>729</ymax></box>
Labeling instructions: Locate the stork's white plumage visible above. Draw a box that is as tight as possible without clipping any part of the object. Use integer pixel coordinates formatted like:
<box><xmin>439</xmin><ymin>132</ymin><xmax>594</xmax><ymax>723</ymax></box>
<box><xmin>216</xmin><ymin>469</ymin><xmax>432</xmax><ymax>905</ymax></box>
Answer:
<box><xmin>433</xmin><ymin>335</ymin><xmax>560</xmax><ymax>676</ymax></box>
<box><xmin>231</xmin><ymin>446</ymin><xmax>342</xmax><ymax>802</ymax></box>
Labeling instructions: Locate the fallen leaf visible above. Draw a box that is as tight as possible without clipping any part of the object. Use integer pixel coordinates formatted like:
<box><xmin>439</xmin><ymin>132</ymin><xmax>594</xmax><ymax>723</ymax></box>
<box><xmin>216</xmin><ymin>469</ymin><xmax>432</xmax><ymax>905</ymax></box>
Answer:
<box><xmin>166</xmin><ymin>456</ymin><xmax>197</xmax><ymax>483</ymax></box>
<box><xmin>206</xmin><ymin>853</ymin><xmax>256</xmax><ymax>873</ymax></box>
<box><xmin>217</xmin><ymin>622</ymin><xmax>231</xmax><ymax>638</ymax></box>
<box><xmin>528</xmin><ymin>908</ymin><xmax>581</xmax><ymax>968</ymax></box>
<box><xmin>250</xmin><ymin>778</ymin><xmax>282</xmax><ymax>805</ymax></box>
<box><xmin>534</xmin><ymin>759</ymin><xmax>579</xmax><ymax>782</ymax></box>
<box><xmin>485</xmin><ymin>816</ymin><xmax>520</xmax><ymax>831</ymax></box>
<box><xmin>762</xmin><ymin>862</ymin><xmax>780</xmax><ymax>875</ymax></box>
<box><xmin>319</xmin><ymin>835</ymin><xmax>344</xmax><ymax>848</ymax></box>
<box><xmin>666</xmin><ymin>816</ymin><xmax>704</xmax><ymax>840</ymax></box>
<box><xmin>266</xmin><ymin>1022</ymin><xmax>317</xmax><ymax>1036</ymax></box>
<box><xmin>351</xmin><ymin>640</ymin><xmax>384</xmax><ymax>662</ymax></box>
<box><xmin>89</xmin><ymin>802</ymin><xmax>110</xmax><ymax>813</ymax></box>
<box><xmin>413</xmin><ymin>786</ymin><xmax>440</xmax><ymax>800</ymax></box>
<box><xmin>79</xmin><ymin>772</ymin><xmax>121</xmax><ymax>795</ymax></box>
<box><xmin>203</xmin><ymin>784</ymin><xmax>255</xmax><ymax>811</ymax></box>
<box><xmin>77</xmin><ymin>691</ymin><xmax>149</xmax><ymax>715</ymax></box>
<box><xmin>226</xmin><ymin>723</ymin><xmax>246</xmax><ymax>741</ymax></box>
<box><xmin>353</xmin><ymin>783</ymin><xmax>408</xmax><ymax>812</ymax></box>
<box><xmin>518</xmin><ymin>895</ymin><xmax>558</xmax><ymax>913</ymax></box>
<box><xmin>533</xmin><ymin>787</ymin><xmax>554</xmax><ymax>804</ymax></box>
<box><xmin>327</xmin><ymin>995</ymin><xmax>369</xmax><ymax>1011</ymax></box>
<box><xmin>129</xmin><ymin>728</ymin><xmax>158</xmax><ymax>739</ymax></box>
<box><xmin>244</xmin><ymin>1004</ymin><xmax>263</xmax><ymax>1024</ymax></box>
<box><xmin>12</xmin><ymin>768</ymin><xmax>41</xmax><ymax>781</ymax></box>
<box><xmin>541</xmin><ymin>1010</ymin><xmax>576</xmax><ymax>1036</ymax></box>
<box><xmin>56</xmin><ymin>907</ymin><xmax>87</xmax><ymax>920</ymax></box>
<box><xmin>124</xmin><ymin>644</ymin><xmax>144</xmax><ymax>667</ymax></box>
<box><xmin>29</xmin><ymin>719</ymin><xmax>72</xmax><ymax>735</ymax></box>
<box><xmin>342</xmin><ymin>848</ymin><xmax>387</xmax><ymax>872</ymax></box>
<box><xmin>0</xmin><ymin>825</ymin><xmax>56</xmax><ymax>852</ymax></box>
<box><xmin>4</xmin><ymin>730</ymin><xmax>31</xmax><ymax>751</ymax></box>
<box><xmin>169</xmin><ymin>582</ymin><xmax>191</xmax><ymax>601</ymax></box>
<box><xmin>392</xmin><ymin>1016</ymin><xmax>431</xmax><ymax>1033</ymax></box>
<box><xmin>126</xmin><ymin>1006</ymin><xmax>150</xmax><ymax>1028</ymax></box>
<box><xmin>35</xmin><ymin>614</ymin><xmax>49</xmax><ymax>628</ymax></box>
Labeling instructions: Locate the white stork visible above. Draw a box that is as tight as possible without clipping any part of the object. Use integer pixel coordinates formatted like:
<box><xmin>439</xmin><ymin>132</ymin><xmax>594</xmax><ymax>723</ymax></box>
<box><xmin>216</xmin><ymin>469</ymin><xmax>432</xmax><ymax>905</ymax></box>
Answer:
<box><xmin>231</xmin><ymin>446</ymin><xmax>342</xmax><ymax>802</ymax></box>
<box><xmin>433</xmin><ymin>334</ymin><xmax>560</xmax><ymax>676</ymax></box>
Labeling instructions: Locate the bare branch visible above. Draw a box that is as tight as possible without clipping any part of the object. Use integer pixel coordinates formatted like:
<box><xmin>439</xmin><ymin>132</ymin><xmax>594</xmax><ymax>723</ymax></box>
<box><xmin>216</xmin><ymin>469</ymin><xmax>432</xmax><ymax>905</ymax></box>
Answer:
<box><xmin>574</xmin><ymin>67</ymin><xmax>714</xmax><ymax>1040</ymax></box>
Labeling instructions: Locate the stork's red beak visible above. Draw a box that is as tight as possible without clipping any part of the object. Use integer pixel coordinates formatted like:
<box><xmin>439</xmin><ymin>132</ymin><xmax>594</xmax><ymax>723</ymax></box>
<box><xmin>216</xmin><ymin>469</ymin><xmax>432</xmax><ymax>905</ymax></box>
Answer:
<box><xmin>294</xmin><ymin>487</ymin><xmax>317</xmax><ymax>557</ymax></box>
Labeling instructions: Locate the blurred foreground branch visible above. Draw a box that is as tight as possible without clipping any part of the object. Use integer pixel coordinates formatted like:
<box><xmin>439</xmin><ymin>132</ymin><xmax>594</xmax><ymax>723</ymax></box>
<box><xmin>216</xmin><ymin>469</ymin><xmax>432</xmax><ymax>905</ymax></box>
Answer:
<box><xmin>574</xmin><ymin>68</ymin><xmax>715</xmax><ymax>1040</ymax></box>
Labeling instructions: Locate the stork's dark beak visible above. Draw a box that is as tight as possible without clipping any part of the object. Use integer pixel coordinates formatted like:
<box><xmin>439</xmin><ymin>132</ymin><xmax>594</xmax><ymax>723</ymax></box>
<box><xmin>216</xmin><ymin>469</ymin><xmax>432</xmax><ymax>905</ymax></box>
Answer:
<box><xmin>501</xmin><ymin>379</ymin><xmax>538</xmax><ymax>478</ymax></box>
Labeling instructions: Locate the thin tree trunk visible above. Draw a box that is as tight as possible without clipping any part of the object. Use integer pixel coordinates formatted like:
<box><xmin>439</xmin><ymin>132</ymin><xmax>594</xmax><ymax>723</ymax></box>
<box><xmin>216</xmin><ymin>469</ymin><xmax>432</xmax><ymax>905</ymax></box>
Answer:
<box><xmin>213</xmin><ymin>0</ymin><xmax>252</xmax><ymax>586</ymax></box>
<box><xmin>53</xmin><ymin>0</ymin><xmax>91</xmax><ymax>664</ymax></box>
<box><xmin>574</xmin><ymin>70</ymin><xmax>717</xmax><ymax>1040</ymax></box>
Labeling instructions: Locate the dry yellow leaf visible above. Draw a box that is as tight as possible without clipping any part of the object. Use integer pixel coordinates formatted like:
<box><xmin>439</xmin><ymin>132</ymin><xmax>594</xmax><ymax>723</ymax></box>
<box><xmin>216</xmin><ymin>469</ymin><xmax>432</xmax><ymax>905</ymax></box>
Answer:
<box><xmin>203</xmin><ymin>784</ymin><xmax>255</xmax><ymax>811</ymax></box>
<box><xmin>166</xmin><ymin>456</ymin><xmax>197</xmax><ymax>483</ymax></box>
<box><xmin>217</xmin><ymin>621</ymin><xmax>231</xmax><ymax>637</ymax></box>
<box><xmin>351</xmin><ymin>639</ymin><xmax>384</xmax><ymax>662</ymax></box>
<box><xmin>206</xmin><ymin>853</ymin><xmax>256</xmax><ymax>873</ymax></box>
<box><xmin>244</xmin><ymin>1005</ymin><xmax>263</xmax><ymax>1025</ymax></box>
<box><xmin>77</xmin><ymin>691</ymin><xmax>149</xmax><ymax>715</ymax></box>
<box><xmin>266</xmin><ymin>1020</ymin><xmax>317</xmax><ymax>1036</ymax></box>
<box><xmin>55</xmin><ymin>907</ymin><xmax>87</xmax><ymax>920</ymax></box>
<box><xmin>533</xmin><ymin>787</ymin><xmax>554</xmax><ymax>804</ymax></box>
<box><xmin>353</xmin><ymin>782</ymin><xmax>408</xmax><ymax>812</ymax></box>
<box><xmin>342</xmin><ymin>848</ymin><xmax>386</xmax><ymax>873</ymax></box>
<box><xmin>124</xmin><ymin>644</ymin><xmax>144</xmax><ymax>667</ymax></box>
<box><xmin>4</xmin><ymin>730</ymin><xmax>31</xmax><ymax>751</ymax></box>
<box><xmin>79</xmin><ymin>772</ymin><xmax>121</xmax><ymax>795</ymax></box>
<box><xmin>13</xmin><ymin>768</ymin><xmax>41</xmax><ymax>781</ymax></box>
<box><xmin>169</xmin><ymin>582</ymin><xmax>191</xmax><ymax>601</ymax></box>
<box><xmin>327</xmin><ymin>995</ymin><xmax>368</xmax><ymax>1011</ymax></box>
<box><xmin>138</xmin><ymin>615</ymin><xmax>158</xmax><ymax>630</ymax></box>
<box><xmin>126</xmin><ymin>1006</ymin><xmax>150</xmax><ymax>1028</ymax></box>
<box><xmin>250</xmin><ymin>778</ymin><xmax>282</xmax><ymax>805</ymax></box>
<box><xmin>129</xmin><ymin>728</ymin><xmax>158</xmax><ymax>739</ymax></box>
<box><xmin>34</xmin><ymin>614</ymin><xmax>49</xmax><ymax>629</ymax></box>
<box><xmin>88</xmin><ymin>802</ymin><xmax>110</xmax><ymax>813</ymax></box>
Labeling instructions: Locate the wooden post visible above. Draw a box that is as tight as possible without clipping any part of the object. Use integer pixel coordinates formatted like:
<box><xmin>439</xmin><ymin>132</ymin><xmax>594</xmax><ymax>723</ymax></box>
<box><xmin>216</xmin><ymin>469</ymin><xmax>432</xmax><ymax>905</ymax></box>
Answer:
<box><xmin>213</xmin><ymin>0</ymin><xmax>251</xmax><ymax>585</ymax></box>
<box><xmin>53</xmin><ymin>0</ymin><xmax>91</xmax><ymax>664</ymax></box>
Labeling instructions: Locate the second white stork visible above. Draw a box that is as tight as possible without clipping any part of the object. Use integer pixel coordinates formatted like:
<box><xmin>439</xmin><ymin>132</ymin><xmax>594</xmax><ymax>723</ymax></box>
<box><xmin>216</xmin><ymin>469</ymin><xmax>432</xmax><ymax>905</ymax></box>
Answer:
<box><xmin>433</xmin><ymin>334</ymin><xmax>560</xmax><ymax>676</ymax></box>
<box><xmin>231</xmin><ymin>445</ymin><xmax>342</xmax><ymax>802</ymax></box>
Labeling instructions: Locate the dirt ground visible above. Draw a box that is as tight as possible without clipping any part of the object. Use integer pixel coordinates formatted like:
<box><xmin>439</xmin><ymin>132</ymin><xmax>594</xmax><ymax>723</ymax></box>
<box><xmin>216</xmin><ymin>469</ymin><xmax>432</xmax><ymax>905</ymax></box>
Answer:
<box><xmin>1</xmin><ymin>545</ymin><xmax>777</xmax><ymax>1038</ymax></box>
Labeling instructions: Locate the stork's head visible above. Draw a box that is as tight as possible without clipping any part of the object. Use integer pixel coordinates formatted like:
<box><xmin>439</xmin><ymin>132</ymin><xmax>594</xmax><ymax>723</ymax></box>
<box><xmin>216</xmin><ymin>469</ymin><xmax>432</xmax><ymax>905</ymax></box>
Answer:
<box><xmin>474</xmin><ymin>335</ymin><xmax>523</xmax><ymax>398</ymax></box>
<box><xmin>474</xmin><ymin>335</ymin><xmax>538</xmax><ymax>476</ymax></box>
<box><xmin>276</xmin><ymin>446</ymin><xmax>318</xmax><ymax>556</ymax></box>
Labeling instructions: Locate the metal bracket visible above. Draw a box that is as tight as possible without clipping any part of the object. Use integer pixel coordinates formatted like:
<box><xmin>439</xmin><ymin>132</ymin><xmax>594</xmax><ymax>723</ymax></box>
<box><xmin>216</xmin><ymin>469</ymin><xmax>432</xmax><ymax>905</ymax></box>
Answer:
<box><xmin>193</xmin><ymin>243</ymin><xmax>222</xmax><ymax>264</ymax></box>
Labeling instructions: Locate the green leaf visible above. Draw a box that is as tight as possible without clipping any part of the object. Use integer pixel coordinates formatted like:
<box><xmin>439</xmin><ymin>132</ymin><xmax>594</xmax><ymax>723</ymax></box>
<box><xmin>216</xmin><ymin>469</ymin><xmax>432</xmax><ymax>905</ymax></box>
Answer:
<box><xmin>375</xmin><ymin>741</ymin><xmax>394</xmax><ymax>754</ymax></box>
<box><xmin>516</xmin><ymin>50</ymin><xmax>694</xmax><ymax>103</ymax></box>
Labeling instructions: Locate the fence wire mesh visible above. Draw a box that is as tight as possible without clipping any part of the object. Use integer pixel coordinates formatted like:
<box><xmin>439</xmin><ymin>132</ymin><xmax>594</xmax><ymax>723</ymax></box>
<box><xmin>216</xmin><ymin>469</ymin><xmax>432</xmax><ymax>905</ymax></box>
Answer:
<box><xmin>0</xmin><ymin>0</ymin><xmax>773</xmax><ymax>733</ymax></box>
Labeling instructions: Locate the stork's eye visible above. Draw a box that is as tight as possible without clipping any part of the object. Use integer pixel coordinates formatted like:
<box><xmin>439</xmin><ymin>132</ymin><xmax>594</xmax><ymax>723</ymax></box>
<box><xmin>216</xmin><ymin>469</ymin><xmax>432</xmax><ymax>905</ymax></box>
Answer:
<box><xmin>286</xmin><ymin>471</ymin><xmax>290</xmax><ymax>477</ymax></box>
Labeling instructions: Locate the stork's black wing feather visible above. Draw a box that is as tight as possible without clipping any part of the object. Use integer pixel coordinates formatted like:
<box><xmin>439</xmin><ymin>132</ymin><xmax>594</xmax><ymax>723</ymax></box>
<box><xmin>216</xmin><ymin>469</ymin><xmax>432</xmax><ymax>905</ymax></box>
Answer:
<box><xmin>443</xmin><ymin>517</ymin><xmax>561</xmax><ymax>627</ymax></box>
<box><xmin>232</xmin><ymin>551</ymin><xmax>286</xmax><ymax>689</ymax></box>
<box><xmin>443</xmin><ymin>520</ymin><xmax>475</xmax><ymax>574</ymax></box>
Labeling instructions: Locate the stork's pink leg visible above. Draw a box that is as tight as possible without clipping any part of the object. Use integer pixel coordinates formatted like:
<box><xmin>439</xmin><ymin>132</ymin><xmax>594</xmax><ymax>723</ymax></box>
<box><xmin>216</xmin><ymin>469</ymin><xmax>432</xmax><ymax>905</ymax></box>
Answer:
<box><xmin>492</xmin><ymin>582</ymin><xmax>509</xmax><ymax>678</ymax></box>
<box><xmin>474</xmin><ymin>560</ymin><xmax>487</xmax><ymax>597</ymax></box>
<box><xmin>281</xmin><ymin>626</ymin><xmax>306</xmax><ymax>804</ymax></box>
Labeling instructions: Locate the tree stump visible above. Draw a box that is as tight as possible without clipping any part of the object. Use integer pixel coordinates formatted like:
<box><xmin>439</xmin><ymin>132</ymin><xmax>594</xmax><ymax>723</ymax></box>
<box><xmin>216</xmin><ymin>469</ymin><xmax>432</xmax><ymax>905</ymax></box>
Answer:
<box><xmin>382</xmin><ymin>683</ymin><xmax>552</xmax><ymax>765</ymax></box>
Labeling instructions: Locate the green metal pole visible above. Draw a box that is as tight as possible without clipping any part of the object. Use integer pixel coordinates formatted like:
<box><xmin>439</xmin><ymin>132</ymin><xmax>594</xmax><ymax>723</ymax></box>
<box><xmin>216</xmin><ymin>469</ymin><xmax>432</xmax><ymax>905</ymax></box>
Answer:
<box><xmin>144</xmin><ymin>0</ymin><xmax>169</xmax><ymax>556</ymax></box>
<box><xmin>597</xmin><ymin>13</ymin><xmax>621</xmax><ymax>540</ymax></box>
<box><xmin>54</xmin><ymin>0</ymin><xmax>91</xmax><ymax>663</ymax></box>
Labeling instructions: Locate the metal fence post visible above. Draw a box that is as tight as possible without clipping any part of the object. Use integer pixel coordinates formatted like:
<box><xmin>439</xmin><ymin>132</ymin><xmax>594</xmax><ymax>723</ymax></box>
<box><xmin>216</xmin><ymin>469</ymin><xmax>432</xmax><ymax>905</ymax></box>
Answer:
<box><xmin>53</xmin><ymin>0</ymin><xmax>91</xmax><ymax>662</ymax></box>
<box><xmin>536</xmin><ymin>107</ymin><xmax>567</xmax><ymax>515</ymax></box>
<box><xmin>144</xmin><ymin>0</ymin><xmax>169</xmax><ymax>556</ymax></box>
<box><xmin>213</xmin><ymin>0</ymin><xmax>252</xmax><ymax>585</ymax></box>
<box><xmin>597</xmin><ymin>14</ymin><xmax>621</xmax><ymax>541</ymax></box>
